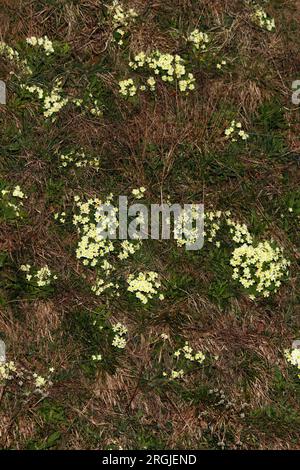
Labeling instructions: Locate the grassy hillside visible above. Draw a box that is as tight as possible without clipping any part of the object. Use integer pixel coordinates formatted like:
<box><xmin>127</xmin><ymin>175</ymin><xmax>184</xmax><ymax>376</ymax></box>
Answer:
<box><xmin>0</xmin><ymin>0</ymin><xmax>300</xmax><ymax>449</ymax></box>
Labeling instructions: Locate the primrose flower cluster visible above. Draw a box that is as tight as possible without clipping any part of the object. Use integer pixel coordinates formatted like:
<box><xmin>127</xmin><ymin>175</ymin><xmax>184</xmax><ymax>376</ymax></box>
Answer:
<box><xmin>127</xmin><ymin>271</ymin><xmax>164</xmax><ymax>304</ymax></box>
<box><xmin>0</xmin><ymin>41</ymin><xmax>32</xmax><ymax>75</ymax></box>
<box><xmin>108</xmin><ymin>0</ymin><xmax>138</xmax><ymax>45</ymax></box>
<box><xmin>73</xmin><ymin>195</ymin><xmax>116</xmax><ymax>267</ymax></box>
<box><xmin>175</xmin><ymin>208</ymin><xmax>252</xmax><ymax>248</ymax></box>
<box><xmin>252</xmin><ymin>7</ymin><xmax>275</xmax><ymax>31</ymax></box>
<box><xmin>87</xmin><ymin>96</ymin><xmax>103</xmax><ymax>117</ymax></box>
<box><xmin>174</xmin><ymin>208</ymin><xmax>233</xmax><ymax>248</ymax></box>
<box><xmin>73</xmin><ymin>93</ymin><xmax>103</xmax><ymax>117</ymax></box>
<box><xmin>174</xmin><ymin>205</ymin><xmax>204</xmax><ymax>248</ymax></box>
<box><xmin>230</xmin><ymin>241</ymin><xmax>290</xmax><ymax>299</ymax></box>
<box><xmin>20</xmin><ymin>264</ymin><xmax>57</xmax><ymax>287</ymax></box>
<box><xmin>284</xmin><ymin>348</ymin><xmax>300</xmax><ymax>379</ymax></box>
<box><xmin>0</xmin><ymin>360</ymin><xmax>54</xmax><ymax>393</ymax></box>
<box><xmin>72</xmin><ymin>195</ymin><xmax>142</xmax><ymax>299</ymax></box>
<box><xmin>204</xmin><ymin>210</ymin><xmax>228</xmax><ymax>246</ymax></box>
<box><xmin>91</xmin><ymin>262</ymin><xmax>118</xmax><ymax>296</ymax></box>
<box><xmin>22</xmin><ymin>81</ymin><xmax>102</xmax><ymax>120</ymax></box>
<box><xmin>163</xmin><ymin>341</ymin><xmax>206</xmax><ymax>380</ymax></box>
<box><xmin>73</xmin><ymin>196</ymin><xmax>141</xmax><ymax>267</ymax></box>
<box><xmin>216</xmin><ymin>60</ymin><xmax>227</xmax><ymax>70</ymax></box>
<box><xmin>188</xmin><ymin>29</ymin><xmax>209</xmax><ymax>51</ymax></box>
<box><xmin>22</xmin><ymin>80</ymin><xmax>68</xmax><ymax>120</ymax></box>
<box><xmin>204</xmin><ymin>211</ymin><xmax>253</xmax><ymax>247</ymax></box>
<box><xmin>32</xmin><ymin>371</ymin><xmax>53</xmax><ymax>389</ymax></box>
<box><xmin>39</xmin><ymin>80</ymin><xmax>68</xmax><ymax>119</ymax></box>
<box><xmin>119</xmin><ymin>79</ymin><xmax>137</xmax><ymax>97</ymax></box>
<box><xmin>174</xmin><ymin>208</ymin><xmax>252</xmax><ymax>249</ymax></box>
<box><xmin>91</xmin><ymin>353</ymin><xmax>102</xmax><ymax>362</ymax></box>
<box><xmin>112</xmin><ymin>322</ymin><xmax>128</xmax><ymax>349</ymax></box>
<box><xmin>226</xmin><ymin>218</ymin><xmax>253</xmax><ymax>245</ymax></box>
<box><xmin>118</xmin><ymin>240</ymin><xmax>142</xmax><ymax>260</ymax></box>
<box><xmin>132</xmin><ymin>187</ymin><xmax>146</xmax><ymax>199</ymax></box>
<box><xmin>59</xmin><ymin>149</ymin><xmax>100</xmax><ymax>171</ymax></box>
<box><xmin>120</xmin><ymin>51</ymin><xmax>195</xmax><ymax>96</ymax></box>
<box><xmin>225</xmin><ymin>120</ymin><xmax>249</xmax><ymax>142</ymax></box>
<box><xmin>0</xmin><ymin>185</ymin><xmax>26</xmax><ymax>219</ymax></box>
<box><xmin>26</xmin><ymin>36</ymin><xmax>55</xmax><ymax>55</ymax></box>
<box><xmin>0</xmin><ymin>361</ymin><xmax>17</xmax><ymax>382</ymax></box>
<box><xmin>54</xmin><ymin>211</ymin><xmax>66</xmax><ymax>223</ymax></box>
<box><xmin>224</xmin><ymin>214</ymin><xmax>288</xmax><ymax>299</ymax></box>
<box><xmin>174</xmin><ymin>342</ymin><xmax>206</xmax><ymax>364</ymax></box>
<box><xmin>174</xmin><ymin>207</ymin><xmax>289</xmax><ymax>299</ymax></box>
